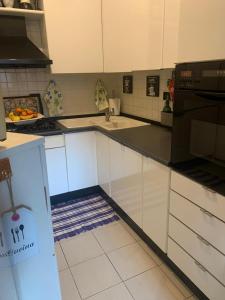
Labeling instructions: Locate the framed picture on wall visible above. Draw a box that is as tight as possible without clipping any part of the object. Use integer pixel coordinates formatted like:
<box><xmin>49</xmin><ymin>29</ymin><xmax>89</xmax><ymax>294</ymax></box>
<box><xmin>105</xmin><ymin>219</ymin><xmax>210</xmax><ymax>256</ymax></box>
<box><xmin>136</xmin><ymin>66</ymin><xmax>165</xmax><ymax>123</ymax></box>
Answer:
<box><xmin>146</xmin><ymin>76</ymin><xmax>160</xmax><ymax>97</ymax></box>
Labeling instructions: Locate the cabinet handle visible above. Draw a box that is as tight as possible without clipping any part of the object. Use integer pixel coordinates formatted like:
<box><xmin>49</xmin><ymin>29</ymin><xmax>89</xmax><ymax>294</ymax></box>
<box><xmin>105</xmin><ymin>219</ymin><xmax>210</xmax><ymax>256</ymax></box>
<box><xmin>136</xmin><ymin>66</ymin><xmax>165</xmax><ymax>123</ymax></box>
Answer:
<box><xmin>200</xmin><ymin>208</ymin><xmax>214</xmax><ymax>218</ymax></box>
<box><xmin>44</xmin><ymin>186</ymin><xmax>48</xmax><ymax>212</ymax></box>
<box><xmin>197</xmin><ymin>235</ymin><xmax>211</xmax><ymax>247</ymax></box>
<box><xmin>194</xmin><ymin>260</ymin><xmax>207</xmax><ymax>272</ymax></box>
<box><xmin>202</xmin><ymin>186</ymin><xmax>216</xmax><ymax>194</ymax></box>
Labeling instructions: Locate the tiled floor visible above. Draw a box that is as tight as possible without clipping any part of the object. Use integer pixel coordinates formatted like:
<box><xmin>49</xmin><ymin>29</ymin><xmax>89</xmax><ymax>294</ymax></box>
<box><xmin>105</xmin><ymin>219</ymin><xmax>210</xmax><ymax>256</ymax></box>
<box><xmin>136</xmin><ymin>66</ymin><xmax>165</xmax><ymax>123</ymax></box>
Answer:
<box><xmin>55</xmin><ymin>220</ymin><xmax>197</xmax><ymax>300</ymax></box>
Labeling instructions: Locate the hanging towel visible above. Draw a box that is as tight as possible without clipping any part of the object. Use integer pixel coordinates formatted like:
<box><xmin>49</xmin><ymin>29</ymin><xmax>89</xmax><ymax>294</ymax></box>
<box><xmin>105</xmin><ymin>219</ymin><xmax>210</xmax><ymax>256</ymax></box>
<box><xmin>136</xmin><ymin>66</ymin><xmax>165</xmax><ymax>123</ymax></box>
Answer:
<box><xmin>95</xmin><ymin>79</ymin><xmax>109</xmax><ymax>112</ymax></box>
<box><xmin>43</xmin><ymin>80</ymin><xmax>64</xmax><ymax>116</ymax></box>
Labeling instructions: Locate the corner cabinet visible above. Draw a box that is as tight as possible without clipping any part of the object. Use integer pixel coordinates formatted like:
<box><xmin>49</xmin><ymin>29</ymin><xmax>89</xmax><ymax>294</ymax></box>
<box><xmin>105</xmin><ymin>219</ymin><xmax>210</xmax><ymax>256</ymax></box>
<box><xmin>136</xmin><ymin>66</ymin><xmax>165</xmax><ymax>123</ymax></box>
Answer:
<box><xmin>43</xmin><ymin>0</ymin><xmax>103</xmax><ymax>73</ymax></box>
<box><xmin>65</xmin><ymin>131</ymin><xmax>98</xmax><ymax>191</ymax></box>
<box><xmin>178</xmin><ymin>0</ymin><xmax>225</xmax><ymax>63</ymax></box>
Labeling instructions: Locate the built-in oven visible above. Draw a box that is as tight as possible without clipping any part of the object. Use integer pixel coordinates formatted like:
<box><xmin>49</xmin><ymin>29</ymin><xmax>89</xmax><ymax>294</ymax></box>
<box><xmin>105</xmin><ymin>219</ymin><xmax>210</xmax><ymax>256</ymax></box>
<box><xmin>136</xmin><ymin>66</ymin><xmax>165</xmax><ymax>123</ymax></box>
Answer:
<box><xmin>172</xmin><ymin>60</ymin><xmax>225</xmax><ymax>196</ymax></box>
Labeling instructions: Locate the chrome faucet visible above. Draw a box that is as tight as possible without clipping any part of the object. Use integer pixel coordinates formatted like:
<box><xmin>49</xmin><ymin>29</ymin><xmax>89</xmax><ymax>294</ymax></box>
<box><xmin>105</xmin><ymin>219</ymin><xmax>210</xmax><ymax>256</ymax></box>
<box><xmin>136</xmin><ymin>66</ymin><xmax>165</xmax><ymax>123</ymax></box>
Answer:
<box><xmin>105</xmin><ymin>108</ymin><xmax>114</xmax><ymax>122</ymax></box>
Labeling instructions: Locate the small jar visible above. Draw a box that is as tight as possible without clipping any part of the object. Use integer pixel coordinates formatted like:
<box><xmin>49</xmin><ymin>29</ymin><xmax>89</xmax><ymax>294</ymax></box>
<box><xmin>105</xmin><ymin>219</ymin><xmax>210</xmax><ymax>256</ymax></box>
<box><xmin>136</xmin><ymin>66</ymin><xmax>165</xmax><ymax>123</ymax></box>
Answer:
<box><xmin>3</xmin><ymin>0</ymin><xmax>15</xmax><ymax>7</ymax></box>
<box><xmin>19</xmin><ymin>0</ymin><xmax>33</xmax><ymax>9</ymax></box>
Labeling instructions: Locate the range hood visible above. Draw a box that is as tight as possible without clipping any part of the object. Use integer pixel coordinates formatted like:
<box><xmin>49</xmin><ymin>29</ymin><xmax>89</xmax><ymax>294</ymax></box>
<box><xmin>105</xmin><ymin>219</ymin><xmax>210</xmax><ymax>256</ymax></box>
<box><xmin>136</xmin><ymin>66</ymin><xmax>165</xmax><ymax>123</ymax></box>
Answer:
<box><xmin>0</xmin><ymin>15</ymin><xmax>52</xmax><ymax>68</ymax></box>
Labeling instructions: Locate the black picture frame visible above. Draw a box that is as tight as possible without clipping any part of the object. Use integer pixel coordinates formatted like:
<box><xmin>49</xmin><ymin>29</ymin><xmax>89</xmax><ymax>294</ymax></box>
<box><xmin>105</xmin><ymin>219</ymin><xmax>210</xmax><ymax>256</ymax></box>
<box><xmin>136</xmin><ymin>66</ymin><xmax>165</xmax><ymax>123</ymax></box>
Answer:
<box><xmin>123</xmin><ymin>75</ymin><xmax>133</xmax><ymax>94</ymax></box>
<box><xmin>146</xmin><ymin>76</ymin><xmax>160</xmax><ymax>97</ymax></box>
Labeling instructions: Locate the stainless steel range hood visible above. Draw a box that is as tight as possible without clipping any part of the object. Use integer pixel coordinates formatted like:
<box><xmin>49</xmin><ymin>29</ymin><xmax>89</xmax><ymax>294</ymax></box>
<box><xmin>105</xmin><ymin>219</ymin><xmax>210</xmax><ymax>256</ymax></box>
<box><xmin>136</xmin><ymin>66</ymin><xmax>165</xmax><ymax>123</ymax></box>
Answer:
<box><xmin>0</xmin><ymin>15</ymin><xmax>52</xmax><ymax>68</ymax></box>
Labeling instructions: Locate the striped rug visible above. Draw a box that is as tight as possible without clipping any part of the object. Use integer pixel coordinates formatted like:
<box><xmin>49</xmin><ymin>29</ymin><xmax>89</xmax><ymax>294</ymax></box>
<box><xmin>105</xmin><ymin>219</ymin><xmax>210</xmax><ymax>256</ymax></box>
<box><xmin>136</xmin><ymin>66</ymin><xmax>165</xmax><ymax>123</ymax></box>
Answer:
<box><xmin>51</xmin><ymin>194</ymin><xmax>120</xmax><ymax>242</ymax></box>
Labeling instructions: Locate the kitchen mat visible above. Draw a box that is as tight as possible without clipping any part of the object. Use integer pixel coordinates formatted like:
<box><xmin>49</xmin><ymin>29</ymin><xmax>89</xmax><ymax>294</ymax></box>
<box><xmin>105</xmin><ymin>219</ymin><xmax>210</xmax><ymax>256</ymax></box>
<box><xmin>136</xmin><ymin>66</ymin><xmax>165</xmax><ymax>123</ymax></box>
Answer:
<box><xmin>51</xmin><ymin>193</ymin><xmax>120</xmax><ymax>242</ymax></box>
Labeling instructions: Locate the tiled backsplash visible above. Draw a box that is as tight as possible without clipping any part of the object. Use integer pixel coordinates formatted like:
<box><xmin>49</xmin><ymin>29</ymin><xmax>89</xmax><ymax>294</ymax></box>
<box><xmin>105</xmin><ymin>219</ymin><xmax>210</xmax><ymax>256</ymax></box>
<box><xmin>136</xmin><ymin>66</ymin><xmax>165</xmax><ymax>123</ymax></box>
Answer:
<box><xmin>0</xmin><ymin>20</ymin><xmax>173</xmax><ymax>121</ymax></box>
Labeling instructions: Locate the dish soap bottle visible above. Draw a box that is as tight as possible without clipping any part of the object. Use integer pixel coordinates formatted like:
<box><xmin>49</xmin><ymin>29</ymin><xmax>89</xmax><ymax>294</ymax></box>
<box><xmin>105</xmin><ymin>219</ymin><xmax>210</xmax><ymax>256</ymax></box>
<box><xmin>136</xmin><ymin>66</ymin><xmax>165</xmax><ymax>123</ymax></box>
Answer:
<box><xmin>19</xmin><ymin>0</ymin><xmax>33</xmax><ymax>9</ymax></box>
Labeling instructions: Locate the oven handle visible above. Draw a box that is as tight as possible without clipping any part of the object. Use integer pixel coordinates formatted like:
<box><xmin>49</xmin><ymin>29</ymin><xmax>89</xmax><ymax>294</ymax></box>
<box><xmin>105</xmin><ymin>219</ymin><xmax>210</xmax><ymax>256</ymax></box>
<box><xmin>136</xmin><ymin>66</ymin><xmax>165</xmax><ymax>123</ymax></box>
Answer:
<box><xmin>194</xmin><ymin>91</ymin><xmax>225</xmax><ymax>100</ymax></box>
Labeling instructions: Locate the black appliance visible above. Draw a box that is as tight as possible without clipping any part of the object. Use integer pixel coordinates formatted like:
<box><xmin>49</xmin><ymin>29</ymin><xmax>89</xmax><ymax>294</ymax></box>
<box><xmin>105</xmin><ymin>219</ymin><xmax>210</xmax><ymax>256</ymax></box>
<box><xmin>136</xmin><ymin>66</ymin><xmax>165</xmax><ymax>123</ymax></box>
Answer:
<box><xmin>172</xmin><ymin>60</ymin><xmax>225</xmax><ymax>196</ymax></box>
<box><xmin>0</xmin><ymin>16</ymin><xmax>52</xmax><ymax>68</ymax></box>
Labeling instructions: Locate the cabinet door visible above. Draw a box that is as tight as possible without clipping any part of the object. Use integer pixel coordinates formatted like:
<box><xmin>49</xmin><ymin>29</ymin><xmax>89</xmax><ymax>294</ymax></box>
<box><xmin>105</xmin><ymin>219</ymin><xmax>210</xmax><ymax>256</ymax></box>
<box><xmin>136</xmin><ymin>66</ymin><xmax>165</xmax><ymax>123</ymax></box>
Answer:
<box><xmin>110</xmin><ymin>139</ymin><xmax>142</xmax><ymax>226</ymax></box>
<box><xmin>96</xmin><ymin>132</ymin><xmax>111</xmax><ymax>196</ymax></box>
<box><xmin>45</xmin><ymin>147</ymin><xmax>69</xmax><ymax>196</ymax></box>
<box><xmin>65</xmin><ymin>132</ymin><xmax>97</xmax><ymax>191</ymax></box>
<box><xmin>102</xmin><ymin>0</ymin><xmax>164</xmax><ymax>72</ymax></box>
<box><xmin>43</xmin><ymin>0</ymin><xmax>103</xmax><ymax>73</ymax></box>
<box><xmin>178</xmin><ymin>0</ymin><xmax>225</xmax><ymax>63</ymax></box>
<box><xmin>0</xmin><ymin>145</ymin><xmax>60</xmax><ymax>300</ymax></box>
<box><xmin>142</xmin><ymin>157</ymin><xmax>170</xmax><ymax>252</ymax></box>
<box><xmin>162</xmin><ymin>0</ymin><xmax>180</xmax><ymax>68</ymax></box>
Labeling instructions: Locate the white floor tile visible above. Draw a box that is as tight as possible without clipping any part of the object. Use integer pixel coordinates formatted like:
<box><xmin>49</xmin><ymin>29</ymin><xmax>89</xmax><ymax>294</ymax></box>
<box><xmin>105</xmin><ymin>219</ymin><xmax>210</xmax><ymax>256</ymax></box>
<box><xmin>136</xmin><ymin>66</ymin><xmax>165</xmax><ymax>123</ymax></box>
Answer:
<box><xmin>60</xmin><ymin>232</ymin><xmax>104</xmax><ymax>267</ymax></box>
<box><xmin>159</xmin><ymin>263</ymin><xmax>193</xmax><ymax>298</ymax></box>
<box><xmin>71</xmin><ymin>254</ymin><xmax>121</xmax><ymax>299</ymax></box>
<box><xmin>86</xmin><ymin>283</ymin><xmax>133</xmax><ymax>300</ymax></box>
<box><xmin>138</xmin><ymin>239</ymin><xmax>164</xmax><ymax>266</ymax></box>
<box><xmin>59</xmin><ymin>269</ymin><xmax>81</xmax><ymax>300</ymax></box>
<box><xmin>120</xmin><ymin>220</ymin><xmax>142</xmax><ymax>242</ymax></box>
<box><xmin>108</xmin><ymin>243</ymin><xmax>156</xmax><ymax>280</ymax></box>
<box><xmin>55</xmin><ymin>242</ymin><xmax>68</xmax><ymax>271</ymax></box>
<box><xmin>93</xmin><ymin>221</ymin><xmax>135</xmax><ymax>253</ymax></box>
<box><xmin>125</xmin><ymin>267</ymin><xmax>185</xmax><ymax>300</ymax></box>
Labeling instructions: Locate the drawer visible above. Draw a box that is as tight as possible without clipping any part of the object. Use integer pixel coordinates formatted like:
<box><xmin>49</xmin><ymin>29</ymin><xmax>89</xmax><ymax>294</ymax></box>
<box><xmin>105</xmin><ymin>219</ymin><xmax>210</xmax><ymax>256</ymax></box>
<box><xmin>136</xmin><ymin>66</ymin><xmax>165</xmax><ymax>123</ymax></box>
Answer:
<box><xmin>168</xmin><ymin>238</ymin><xmax>225</xmax><ymax>300</ymax></box>
<box><xmin>171</xmin><ymin>171</ymin><xmax>225</xmax><ymax>223</ymax></box>
<box><xmin>169</xmin><ymin>215</ymin><xmax>225</xmax><ymax>285</ymax></box>
<box><xmin>44</xmin><ymin>135</ymin><xmax>65</xmax><ymax>149</ymax></box>
<box><xmin>170</xmin><ymin>190</ymin><xmax>225</xmax><ymax>254</ymax></box>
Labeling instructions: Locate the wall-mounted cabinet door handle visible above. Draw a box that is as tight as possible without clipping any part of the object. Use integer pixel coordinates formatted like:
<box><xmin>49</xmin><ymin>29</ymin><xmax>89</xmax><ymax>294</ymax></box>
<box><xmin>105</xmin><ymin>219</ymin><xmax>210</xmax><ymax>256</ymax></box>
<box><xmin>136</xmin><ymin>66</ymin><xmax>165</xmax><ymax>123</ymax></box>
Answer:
<box><xmin>197</xmin><ymin>235</ymin><xmax>211</xmax><ymax>247</ymax></box>
<box><xmin>200</xmin><ymin>208</ymin><xmax>214</xmax><ymax>218</ymax></box>
<box><xmin>194</xmin><ymin>260</ymin><xmax>207</xmax><ymax>272</ymax></box>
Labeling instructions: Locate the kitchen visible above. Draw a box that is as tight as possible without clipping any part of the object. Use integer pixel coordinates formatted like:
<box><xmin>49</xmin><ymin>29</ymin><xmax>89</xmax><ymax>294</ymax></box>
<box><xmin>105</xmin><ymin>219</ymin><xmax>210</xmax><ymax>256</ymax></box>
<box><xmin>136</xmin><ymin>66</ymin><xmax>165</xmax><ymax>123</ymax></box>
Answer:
<box><xmin>0</xmin><ymin>1</ymin><xmax>225</xmax><ymax>300</ymax></box>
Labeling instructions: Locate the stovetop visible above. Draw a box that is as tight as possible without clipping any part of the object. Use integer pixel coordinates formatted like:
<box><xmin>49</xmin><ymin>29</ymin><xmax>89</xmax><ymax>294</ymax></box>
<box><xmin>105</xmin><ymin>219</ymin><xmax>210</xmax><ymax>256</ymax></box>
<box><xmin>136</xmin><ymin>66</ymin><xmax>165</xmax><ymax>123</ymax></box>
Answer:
<box><xmin>6</xmin><ymin>118</ymin><xmax>62</xmax><ymax>135</ymax></box>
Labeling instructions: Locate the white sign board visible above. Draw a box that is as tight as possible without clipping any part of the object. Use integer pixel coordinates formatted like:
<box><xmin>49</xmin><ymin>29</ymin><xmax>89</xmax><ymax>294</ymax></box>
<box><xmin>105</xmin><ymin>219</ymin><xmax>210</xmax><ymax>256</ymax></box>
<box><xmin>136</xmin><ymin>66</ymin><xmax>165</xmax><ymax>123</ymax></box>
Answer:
<box><xmin>0</xmin><ymin>207</ymin><xmax>38</xmax><ymax>268</ymax></box>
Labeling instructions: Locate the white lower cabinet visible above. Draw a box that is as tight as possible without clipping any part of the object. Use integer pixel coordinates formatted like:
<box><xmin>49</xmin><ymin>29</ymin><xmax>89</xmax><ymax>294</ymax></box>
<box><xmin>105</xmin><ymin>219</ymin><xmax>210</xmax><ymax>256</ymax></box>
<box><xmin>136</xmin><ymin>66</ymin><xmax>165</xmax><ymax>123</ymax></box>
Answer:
<box><xmin>142</xmin><ymin>157</ymin><xmax>170</xmax><ymax>252</ymax></box>
<box><xmin>65</xmin><ymin>131</ymin><xmax>97</xmax><ymax>191</ymax></box>
<box><xmin>109</xmin><ymin>139</ymin><xmax>142</xmax><ymax>227</ymax></box>
<box><xmin>96</xmin><ymin>132</ymin><xmax>111</xmax><ymax>196</ymax></box>
<box><xmin>168</xmin><ymin>238</ymin><xmax>225</xmax><ymax>300</ymax></box>
<box><xmin>45</xmin><ymin>135</ymin><xmax>69</xmax><ymax>196</ymax></box>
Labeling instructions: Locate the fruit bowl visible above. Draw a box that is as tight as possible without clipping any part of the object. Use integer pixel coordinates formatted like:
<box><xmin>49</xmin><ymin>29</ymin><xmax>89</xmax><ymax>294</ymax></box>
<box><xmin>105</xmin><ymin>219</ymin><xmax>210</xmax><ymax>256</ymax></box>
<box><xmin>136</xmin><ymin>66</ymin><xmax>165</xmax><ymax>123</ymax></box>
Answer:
<box><xmin>5</xmin><ymin>113</ymin><xmax>44</xmax><ymax>125</ymax></box>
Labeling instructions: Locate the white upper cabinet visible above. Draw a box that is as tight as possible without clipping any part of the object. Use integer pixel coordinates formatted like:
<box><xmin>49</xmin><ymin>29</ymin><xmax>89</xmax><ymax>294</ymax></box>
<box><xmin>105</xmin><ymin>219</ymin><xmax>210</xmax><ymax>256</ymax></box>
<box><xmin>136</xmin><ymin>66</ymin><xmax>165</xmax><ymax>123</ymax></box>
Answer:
<box><xmin>162</xmin><ymin>0</ymin><xmax>180</xmax><ymax>68</ymax></box>
<box><xmin>102</xmin><ymin>0</ymin><xmax>164</xmax><ymax>72</ymax></box>
<box><xmin>178</xmin><ymin>0</ymin><xmax>225</xmax><ymax>63</ymax></box>
<box><xmin>43</xmin><ymin>0</ymin><xmax>103</xmax><ymax>73</ymax></box>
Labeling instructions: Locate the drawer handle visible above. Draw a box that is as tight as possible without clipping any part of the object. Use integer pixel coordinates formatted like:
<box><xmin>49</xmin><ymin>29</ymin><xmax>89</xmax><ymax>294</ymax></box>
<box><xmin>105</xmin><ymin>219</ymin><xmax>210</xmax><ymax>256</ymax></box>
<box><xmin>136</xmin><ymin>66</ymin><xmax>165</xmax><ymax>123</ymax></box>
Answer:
<box><xmin>194</xmin><ymin>260</ymin><xmax>207</xmax><ymax>272</ymax></box>
<box><xmin>202</xmin><ymin>186</ymin><xmax>216</xmax><ymax>194</ymax></box>
<box><xmin>197</xmin><ymin>235</ymin><xmax>211</xmax><ymax>247</ymax></box>
<box><xmin>200</xmin><ymin>208</ymin><xmax>214</xmax><ymax>218</ymax></box>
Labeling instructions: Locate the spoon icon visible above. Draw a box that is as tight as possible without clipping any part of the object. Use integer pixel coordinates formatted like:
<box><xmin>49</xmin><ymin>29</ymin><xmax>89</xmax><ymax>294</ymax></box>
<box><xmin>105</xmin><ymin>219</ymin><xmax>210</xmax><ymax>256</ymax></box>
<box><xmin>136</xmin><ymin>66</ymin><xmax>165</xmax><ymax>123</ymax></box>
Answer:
<box><xmin>19</xmin><ymin>224</ymin><xmax>24</xmax><ymax>240</ymax></box>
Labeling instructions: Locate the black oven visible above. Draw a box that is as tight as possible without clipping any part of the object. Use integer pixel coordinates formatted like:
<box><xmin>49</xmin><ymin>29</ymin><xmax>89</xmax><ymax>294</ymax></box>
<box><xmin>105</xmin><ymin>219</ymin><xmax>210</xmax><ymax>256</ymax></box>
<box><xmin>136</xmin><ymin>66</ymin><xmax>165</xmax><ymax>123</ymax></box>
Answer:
<box><xmin>172</xmin><ymin>60</ymin><xmax>225</xmax><ymax>196</ymax></box>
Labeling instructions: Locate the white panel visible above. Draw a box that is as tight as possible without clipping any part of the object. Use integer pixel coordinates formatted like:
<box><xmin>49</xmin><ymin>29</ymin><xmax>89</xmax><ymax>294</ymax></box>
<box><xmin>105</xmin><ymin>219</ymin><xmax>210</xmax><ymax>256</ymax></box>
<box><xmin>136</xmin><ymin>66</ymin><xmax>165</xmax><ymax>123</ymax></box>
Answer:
<box><xmin>65</xmin><ymin>132</ymin><xmax>97</xmax><ymax>191</ymax></box>
<box><xmin>45</xmin><ymin>147</ymin><xmax>69</xmax><ymax>196</ymax></box>
<box><xmin>44</xmin><ymin>135</ymin><xmax>65</xmax><ymax>149</ymax></box>
<box><xmin>171</xmin><ymin>171</ymin><xmax>225</xmax><ymax>223</ymax></box>
<box><xmin>142</xmin><ymin>157</ymin><xmax>170</xmax><ymax>252</ymax></box>
<box><xmin>43</xmin><ymin>0</ymin><xmax>103</xmax><ymax>73</ymax></box>
<box><xmin>169</xmin><ymin>215</ymin><xmax>225</xmax><ymax>285</ymax></box>
<box><xmin>170</xmin><ymin>191</ymin><xmax>225</xmax><ymax>255</ymax></box>
<box><xmin>168</xmin><ymin>238</ymin><xmax>225</xmax><ymax>300</ymax></box>
<box><xmin>0</xmin><ymin>146</ymin><xmax>60</xmax><ymax>300</ymax></box>
<box><xmin>96</xmin><ymin>132</ymin><xmax>111</xmax><ymax>196</ymax></box>
<box><xmin>178</xmin><ymin>0</ymin><xmax>225</xmax><ymax>63</ymax></box>
<box><xmin>109</xmin><ymin>139</ymin><xmax>142</xmax><ymax>227</ymax></box>
<box><xmin>162</xmin><ymin>0</ymin><xmax>180</xmax><ymax>68</ymax></box>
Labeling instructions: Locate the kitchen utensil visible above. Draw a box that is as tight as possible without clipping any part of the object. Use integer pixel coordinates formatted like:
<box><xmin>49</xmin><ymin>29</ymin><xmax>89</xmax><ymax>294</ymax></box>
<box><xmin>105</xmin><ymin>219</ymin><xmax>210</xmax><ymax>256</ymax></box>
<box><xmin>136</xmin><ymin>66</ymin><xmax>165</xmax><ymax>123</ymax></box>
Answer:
<box><xmin>0</xmin><ymin>232</ymin><xmax>4</xmax><ymax>247</ymax></box>
<box><xmin>2</xmin><ymin>0</ymin><xmax>14</xmax><ymax>7</ymax></box>
<box><xmin>11</xmin><ymin>229</ymin><xmax>16</xmax><ymax>244</ymax></box>
<box><xmin>19</xmin><ymin>224</ymin><xmax>24</xmax><ymax>239</ymax></box>
<box><xmin>15</xmin><ymin>227</ymin><xmax>20</xmax><ymax>242</ymax></box>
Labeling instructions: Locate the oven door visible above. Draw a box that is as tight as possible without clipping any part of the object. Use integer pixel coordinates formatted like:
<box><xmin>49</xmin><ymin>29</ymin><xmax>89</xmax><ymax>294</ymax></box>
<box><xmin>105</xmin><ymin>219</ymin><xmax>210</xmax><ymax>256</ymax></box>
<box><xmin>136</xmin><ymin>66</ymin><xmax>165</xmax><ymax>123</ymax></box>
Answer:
<box><xmin>172</xmin><ymin>89</ymin><xmax>225</xmax><ymax>166</ymax></box>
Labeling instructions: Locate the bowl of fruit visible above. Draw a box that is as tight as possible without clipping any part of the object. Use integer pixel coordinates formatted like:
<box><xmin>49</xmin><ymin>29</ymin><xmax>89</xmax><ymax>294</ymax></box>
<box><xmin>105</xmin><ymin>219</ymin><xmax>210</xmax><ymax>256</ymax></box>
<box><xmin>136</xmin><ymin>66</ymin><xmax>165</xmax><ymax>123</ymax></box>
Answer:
<box><xmin>6</xmin><ymin>108</ymin><xmax>44</xmax><ymax>125</ymax></box>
